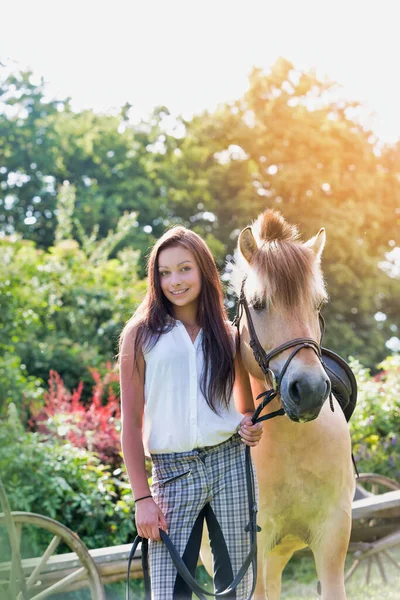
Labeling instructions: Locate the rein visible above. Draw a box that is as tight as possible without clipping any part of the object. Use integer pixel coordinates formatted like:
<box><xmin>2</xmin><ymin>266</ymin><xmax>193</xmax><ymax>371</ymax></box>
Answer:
<box><xmin>126</xmin><ymin>396</ymin><xmax>280</xmax><ymax>600</ymax></box>
<box><xmin>126</xmin><ymin>277</ymin><xmax>339</xmax><ymax>599</ymax></box>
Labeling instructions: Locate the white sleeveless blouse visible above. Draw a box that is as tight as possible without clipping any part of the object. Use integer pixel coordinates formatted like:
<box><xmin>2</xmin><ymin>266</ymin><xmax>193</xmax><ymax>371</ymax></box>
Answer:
<box><xmin>142</xmin><ymin>320</ymin><xmax>243</xmax><ymax>456</ymax></box>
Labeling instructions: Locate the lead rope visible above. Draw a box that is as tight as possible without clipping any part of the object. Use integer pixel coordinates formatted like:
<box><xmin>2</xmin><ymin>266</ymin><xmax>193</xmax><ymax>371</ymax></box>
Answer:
<box><xmin>125</xmin><ymin>387</ymin><xmax>284</xmax><ymax>600</ymax></box>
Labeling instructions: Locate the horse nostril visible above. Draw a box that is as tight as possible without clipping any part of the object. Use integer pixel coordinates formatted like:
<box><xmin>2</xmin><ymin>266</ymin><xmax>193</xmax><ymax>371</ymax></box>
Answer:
<box><xmin>289</xmin><ymin>380</ymin><xmax>302</xmax><ymax>404</ymax></box>
<box><xmin>288</xmin><ymin>377</ymin><xmax>330</xmax><ymax>406</ymax></box>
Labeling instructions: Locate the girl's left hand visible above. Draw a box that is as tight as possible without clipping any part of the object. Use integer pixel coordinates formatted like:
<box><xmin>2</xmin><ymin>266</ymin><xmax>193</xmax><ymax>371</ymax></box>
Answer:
<box><xmin>238</xmin><ymin>415</ymin><xmax>263</xmax><ymax>447</ymax></box>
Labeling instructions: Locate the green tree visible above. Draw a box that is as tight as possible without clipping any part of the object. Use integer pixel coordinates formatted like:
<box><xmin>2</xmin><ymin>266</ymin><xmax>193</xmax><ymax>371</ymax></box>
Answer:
<box><xmin>154</xmin><ymin>59</ymin><xmax>400</xmax><ymax>366</ymax></box>
<box><xmin>0</xmin><ymin>201</ymin><xmax>146</xmax><ymax>410</ymax></box>
<box><xmin>0</xmin><ymin>65</ymin><xmax>70</xmax><ymax>247</ymax></box>
<box><xmin>0</xmin><ymin>64</ymin><xmax>169</xmax><ymax>254</ymax></box>
<box><xmin>2</xmin><ymin>59</ymin><xmax>399</xmax><ymax>367</ymax></box>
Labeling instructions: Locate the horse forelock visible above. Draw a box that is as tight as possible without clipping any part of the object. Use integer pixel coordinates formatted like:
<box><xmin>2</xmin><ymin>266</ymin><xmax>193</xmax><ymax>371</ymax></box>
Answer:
<box><xmin>254</xmin><ymin>209</ymin><xmax>300</xmax><ymax>245</ymax></box>
<box><xmin>230</xmin><ymin>212</ymin><xmax>327</xmax><ymax>311</ymax></box>
<box><xmin>251</xmin><ymin>241</ymin><xmax>327</xmax><ymax>310</ymax></box>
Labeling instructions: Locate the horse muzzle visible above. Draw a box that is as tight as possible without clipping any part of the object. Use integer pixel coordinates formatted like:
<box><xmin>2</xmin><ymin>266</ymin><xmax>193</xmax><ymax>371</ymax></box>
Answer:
<box><xmin>280</xmin><ymin>372</ymin><xmax>331</xmax><ymax>423</ymax></box>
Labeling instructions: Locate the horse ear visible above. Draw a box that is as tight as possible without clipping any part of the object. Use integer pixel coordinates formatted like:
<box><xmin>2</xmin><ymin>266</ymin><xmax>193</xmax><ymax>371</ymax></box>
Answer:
<box><xmin>239</xmin><ymin>226</ymin><xmax>258</xmax><ymax>263</ymax></box>
<box><xmin>305</xmin><ymin>228</ymin><xmax>326</xmax><ymax>260</ymax></box>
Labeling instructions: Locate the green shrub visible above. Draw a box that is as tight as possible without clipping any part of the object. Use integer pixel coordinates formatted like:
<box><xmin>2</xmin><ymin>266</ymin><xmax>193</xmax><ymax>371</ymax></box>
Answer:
<box><xmin>0</xmin><ymin>350</ymin><xmax>44</xmax><ymax>419</ymax></box>
<box><xmin>0</xmin><ymin>404</ymin><xmax>136</xmax><ymax>556</ymax></box>
<box><xmin>350</xmin><ymin>355</ymin><xmax>399</xmax><ymax>480</ymax></box>
<box><xmin>0</xmin><ymin>234</ymin><xmax>146</xmax><ymax>413</ymax></box>
<box><xmin>29</xmin><ymin>367</ymin><xmax>122</xmax><ymax>468</ymax></box>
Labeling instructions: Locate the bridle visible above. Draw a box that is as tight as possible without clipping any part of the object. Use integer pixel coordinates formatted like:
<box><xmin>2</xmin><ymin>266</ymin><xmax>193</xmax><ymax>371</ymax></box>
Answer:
<box><xmin>233</xmin><ymin>277</ymin><xmax>334</xmax><ymax>418</ymax></box>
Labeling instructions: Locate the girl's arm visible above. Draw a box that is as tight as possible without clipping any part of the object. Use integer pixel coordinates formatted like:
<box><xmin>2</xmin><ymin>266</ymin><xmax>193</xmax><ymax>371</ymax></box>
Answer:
<box><xmin>120</xmin><ymin>327</ymin><xmax>168</xmax><ymax>539</ymax></box>
<box><xmin>120</xmin><ymin>326</ymin><xmax>150</xmax><ymax>500</ymax></box>
<box><xmin>233</xmin><ymin>330</ymin><xmax>255</xmax><ymax>416</ymax></box>
<box><xmin>232</xmin><ymin>329</ymin><xmax>263</xmax><ymax>446</ymax></box>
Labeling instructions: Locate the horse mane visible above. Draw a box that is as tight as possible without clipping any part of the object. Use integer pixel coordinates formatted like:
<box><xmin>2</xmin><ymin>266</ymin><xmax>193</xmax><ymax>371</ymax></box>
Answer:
<box><xmin>229</xmin><ymin>209</ymin><xmax>327</xmax><ymax>311</ymax></box>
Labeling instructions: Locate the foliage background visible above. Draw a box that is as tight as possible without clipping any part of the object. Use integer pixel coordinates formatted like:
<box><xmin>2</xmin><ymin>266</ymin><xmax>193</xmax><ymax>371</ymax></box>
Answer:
<box><xmin>0</xmin><ymin>59</ymin><xmax>399</xmax><ymax>572</ymax></box>
<box><xmin>1</xmin><ymin>58</ymin><xmax>399</xmax><ymax>371</ymax></box>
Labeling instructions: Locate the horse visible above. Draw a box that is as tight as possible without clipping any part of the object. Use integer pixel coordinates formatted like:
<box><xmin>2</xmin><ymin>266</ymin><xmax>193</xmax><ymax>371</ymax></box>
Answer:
<box><xmin>201</xmin><ymin>209</ymin><xmax>355</xmax><ymax>600</ymax></box>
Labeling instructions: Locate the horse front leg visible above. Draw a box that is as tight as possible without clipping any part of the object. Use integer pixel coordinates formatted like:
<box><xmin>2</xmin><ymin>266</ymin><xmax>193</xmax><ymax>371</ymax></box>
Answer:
<box><xmin>253</xmin><ymin>545</ymin><xmax>294</xmax><ymax>600</ymax></box>
<box><xmin>311</xmin><ymin>508</ymin><xmax>352</xmax><ymax>600</ymax></box>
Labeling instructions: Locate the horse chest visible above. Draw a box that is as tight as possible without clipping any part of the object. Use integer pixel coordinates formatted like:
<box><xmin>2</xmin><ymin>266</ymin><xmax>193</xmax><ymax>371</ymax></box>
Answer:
<box><xmin>252</xmin><ymin>417</ymin><xmax>353</xmax><ymax>551</ymax></box>
<box><xmin>254</xmin><ymin>426</ymin><xmax>349</xmax><ymax>518</ymax></box>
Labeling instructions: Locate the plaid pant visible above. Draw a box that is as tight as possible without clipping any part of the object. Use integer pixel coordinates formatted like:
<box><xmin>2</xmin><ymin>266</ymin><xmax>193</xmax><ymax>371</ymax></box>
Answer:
<box><xmin>149</xmin><ymin>433</ymin><xmax>259</xmax><ymax>600</ymax></box>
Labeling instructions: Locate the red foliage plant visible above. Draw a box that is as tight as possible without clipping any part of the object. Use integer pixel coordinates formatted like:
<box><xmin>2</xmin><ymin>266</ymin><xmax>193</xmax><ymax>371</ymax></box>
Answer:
<box><xmin>29</xmin><ymin>363</ymin><xmax>122</xmax><ymax>467</ymax></box>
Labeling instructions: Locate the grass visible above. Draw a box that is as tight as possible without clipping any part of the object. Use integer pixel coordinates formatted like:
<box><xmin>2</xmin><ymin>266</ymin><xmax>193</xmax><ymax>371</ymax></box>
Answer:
<box><xmin>280</xmin><ymin>548</ymin><xmax>400</xmax><ymax>599</ymax></box>
<box><xmin>118</xmin><ymin>548</ymin><xmax>400</xmax><ymax>599</ymax></box>
<box><xmin>8</xmin><ymin>547</ymin><xmax>396</xmax><ymax>599</ymax></box>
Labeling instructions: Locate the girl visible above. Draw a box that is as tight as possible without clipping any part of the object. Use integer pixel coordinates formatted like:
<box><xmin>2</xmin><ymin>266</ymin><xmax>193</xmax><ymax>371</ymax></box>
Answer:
<box><xmin>118</xmin><ymin>226</ymin><xmax>262</xmax><ymax>600</ymax></box>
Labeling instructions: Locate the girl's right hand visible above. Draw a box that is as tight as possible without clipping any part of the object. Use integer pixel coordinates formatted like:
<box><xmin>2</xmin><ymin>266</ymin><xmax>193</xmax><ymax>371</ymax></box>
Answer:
<box><xmin>135</xmin><ymin>497</ymin><xmax>168</xmax><ymax>540</ymax></box>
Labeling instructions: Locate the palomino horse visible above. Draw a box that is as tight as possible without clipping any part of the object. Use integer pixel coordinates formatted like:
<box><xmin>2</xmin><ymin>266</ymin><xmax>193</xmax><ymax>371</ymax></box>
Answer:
<box><xmin>201</xmin><ymin>209</ymin><xmax>355</xmax><ymax>600</ymax></box>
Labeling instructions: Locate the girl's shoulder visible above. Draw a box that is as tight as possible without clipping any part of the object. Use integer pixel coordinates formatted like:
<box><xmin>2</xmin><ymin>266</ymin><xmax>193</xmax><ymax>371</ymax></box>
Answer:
<box><xmin>122</xmin><ymin>320</ymin><xmax>152</xmax><ymax>353</ymax></box>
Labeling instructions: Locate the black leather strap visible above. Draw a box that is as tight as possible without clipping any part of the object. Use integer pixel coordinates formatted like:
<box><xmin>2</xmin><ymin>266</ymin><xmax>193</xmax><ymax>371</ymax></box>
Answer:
<box><xmin>238</xmin><ymin>278</ymin><xmax>323</xmax><ymax>392</ymax></box>
<box><xmin>126</xmin><ymin>446</ymin><xmax>259</xmax><ymax>599</ymax></box>
<box><xmin>125</xmin><ymin>393</ymin><xmax>283</xmax><ymax>600</ymax></box>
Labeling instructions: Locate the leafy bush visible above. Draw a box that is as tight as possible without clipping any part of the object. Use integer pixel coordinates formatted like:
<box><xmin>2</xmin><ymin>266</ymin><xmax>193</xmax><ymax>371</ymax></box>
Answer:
<box><xmin>17</xmin><ymin>335</ymin><xmax>106</xmax><ymax>401</ymax></box>
<box><xmin>350</xmin><ymin>354</ymin><xmax>400</xmax><ymax>480</ymax></box>
<box><xmin>0</xmin><ymin>350</ymin><xmax>44</xmax><ymax>420</ymax></box>
<box><xmin>0</xmin><ymin>232</ymin><xmax>146</xmax><ymax>412</ymax></box>
<box><xmin>0</xmin><ymin>404</ymin><xmax>135</xmax><ymax>555</ymax></box>
<box><xmin>29</xmin><ymin>365</ymin><xmax>122</xmax><ymax>467</ymax></box>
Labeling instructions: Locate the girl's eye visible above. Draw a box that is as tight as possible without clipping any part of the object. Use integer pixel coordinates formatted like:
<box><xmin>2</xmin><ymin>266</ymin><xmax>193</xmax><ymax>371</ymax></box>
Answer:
<box><xmin>181</xmin><ymin>266</ymin><xmax>191</xmax><ymax>272</ymax></box>
<box><xmin>160</xmin><ymin>271</ymin><xmax>169</xmax><ymax>277</ymax></box>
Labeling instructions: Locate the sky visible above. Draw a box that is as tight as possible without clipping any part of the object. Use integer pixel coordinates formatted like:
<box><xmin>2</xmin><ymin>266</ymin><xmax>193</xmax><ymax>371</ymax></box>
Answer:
<box><xmin>2</xmin><ymin>0</ymin><xmax>400</xmax><ymax>143</ymax></box>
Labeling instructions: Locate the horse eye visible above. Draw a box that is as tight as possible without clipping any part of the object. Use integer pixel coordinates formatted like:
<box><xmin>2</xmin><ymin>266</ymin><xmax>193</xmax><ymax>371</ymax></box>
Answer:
<box><xmin>251</xmin><ymin>298</ymin><xmax>267</xmax><ymax>311</ymax></box>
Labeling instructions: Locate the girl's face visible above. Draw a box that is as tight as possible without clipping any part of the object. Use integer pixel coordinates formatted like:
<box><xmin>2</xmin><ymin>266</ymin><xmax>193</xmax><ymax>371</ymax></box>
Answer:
<box><xmin>157</xmin><ymin>245</ymin><xmax>202</xmax><ymax>309</ymax></box>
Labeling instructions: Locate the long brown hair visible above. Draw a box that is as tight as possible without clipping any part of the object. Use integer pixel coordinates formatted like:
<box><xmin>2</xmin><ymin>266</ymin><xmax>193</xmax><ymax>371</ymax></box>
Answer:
<box><xmin>118</xmin><ymin>226</ymin><xmax>235</xmax><ymax>413</ymax></box>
